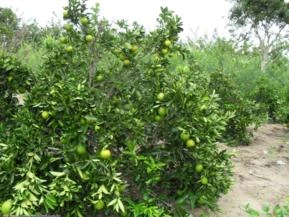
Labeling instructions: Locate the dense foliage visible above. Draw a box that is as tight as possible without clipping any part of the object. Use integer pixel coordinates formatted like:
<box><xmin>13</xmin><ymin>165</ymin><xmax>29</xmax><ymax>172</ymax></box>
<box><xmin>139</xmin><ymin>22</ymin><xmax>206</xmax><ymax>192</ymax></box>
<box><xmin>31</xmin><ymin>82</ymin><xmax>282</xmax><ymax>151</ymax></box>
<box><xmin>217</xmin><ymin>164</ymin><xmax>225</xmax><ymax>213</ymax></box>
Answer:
<box><xmin>229</xmin><ymin>0</ymin><xmax>289</xmax><ymax>26</ymax></box>
<box><xmin>0</xmin><ymin>1</ymin><xmax>234</xmax><ymax>216</ymax></box>
<box><xmin>0</xmin><ymin>0</ymin><xmax>289</xmax><ymax>216</ymax></box>
<box><xmin>188</xmin><ymin>37</ymin><xmax>289</xmax><ymax>143</ymax></box>
<box><xmin>207</xmin><ymin>71</ymin><xmax>262</xmax><ymax>145</ymax></box>
<box><xmin>0</xmin><ymin>51</ymin><xmax>32</xmax><ymax>123</ymax></box>
<box><xmin>0</xmin><ymin>7</ymin><xmax>18</xmax><ymax>44</ymax></box>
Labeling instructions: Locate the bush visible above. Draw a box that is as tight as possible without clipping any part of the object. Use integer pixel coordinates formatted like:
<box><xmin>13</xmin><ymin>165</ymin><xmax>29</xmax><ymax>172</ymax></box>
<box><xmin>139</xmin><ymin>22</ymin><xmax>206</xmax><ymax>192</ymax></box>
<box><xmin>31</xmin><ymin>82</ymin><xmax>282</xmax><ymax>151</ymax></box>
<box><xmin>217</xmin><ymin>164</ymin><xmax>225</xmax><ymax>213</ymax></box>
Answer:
<box><xmin>0</xmin><ymin>50</ymin><xmax>33</xmax><ymax>123</ymax></box>
<box><xmin>0</xmin><ymin>1</ymin><xmax>233</xmax><ymax>216</ymax></box>
<box><xmin>251</xmin><ymin>76</ymin><xmax>289</xmax><ymax>124</ymax></box>
<box><xmin>252</xmin><ymin>76</ymin><xmax>280</xmax><ymax>122</ymax></box>
<box><xmin>278</xmin><ymin>86</ymin><xmax>289</xmax><ymax>126</ymax></box>
<box><xmin>208</xmin><ymin>72</ymin><xmax>263</xmax><ymax>145</ymax></box>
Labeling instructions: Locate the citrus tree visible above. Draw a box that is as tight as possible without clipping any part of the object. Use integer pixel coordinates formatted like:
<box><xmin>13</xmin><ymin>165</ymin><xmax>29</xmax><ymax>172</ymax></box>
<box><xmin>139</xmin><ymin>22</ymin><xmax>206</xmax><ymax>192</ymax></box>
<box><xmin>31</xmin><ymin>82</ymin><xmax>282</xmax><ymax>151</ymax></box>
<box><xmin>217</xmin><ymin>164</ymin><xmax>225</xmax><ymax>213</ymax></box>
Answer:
<box><xmin>185</xmin><ymin>39</ymin><xmax>265</xmax><ymax>145</ymax></box>
<box><xmin>208</xmin><ymin>71</ymin><xmax>264</xmax><ymax>145</ymax></box>
<box><xmin>0</xmin><ymin>1</ymin><xmax>233</xmax><ymax>216</ymax></box>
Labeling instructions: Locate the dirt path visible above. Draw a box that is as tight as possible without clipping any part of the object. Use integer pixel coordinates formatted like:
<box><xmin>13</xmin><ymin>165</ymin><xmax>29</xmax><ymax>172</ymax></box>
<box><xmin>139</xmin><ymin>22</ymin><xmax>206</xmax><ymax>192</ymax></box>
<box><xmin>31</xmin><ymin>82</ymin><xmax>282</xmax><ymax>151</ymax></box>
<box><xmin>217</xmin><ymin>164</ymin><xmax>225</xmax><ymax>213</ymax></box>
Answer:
<box><xmin>194</xmin><ymin>124</ymin><xmax>289</xmax><ymax>217</ymax></box>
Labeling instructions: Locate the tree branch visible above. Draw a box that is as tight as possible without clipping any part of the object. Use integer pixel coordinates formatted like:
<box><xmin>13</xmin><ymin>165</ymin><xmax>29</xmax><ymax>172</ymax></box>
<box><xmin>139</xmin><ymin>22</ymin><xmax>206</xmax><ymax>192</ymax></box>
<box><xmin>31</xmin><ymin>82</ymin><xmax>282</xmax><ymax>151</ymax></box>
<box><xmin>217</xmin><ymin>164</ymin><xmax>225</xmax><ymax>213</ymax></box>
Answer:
<box><xmin>269</xmin><ymin>23</ymin><xmax>286</xmax><ymax>47</ymax></box>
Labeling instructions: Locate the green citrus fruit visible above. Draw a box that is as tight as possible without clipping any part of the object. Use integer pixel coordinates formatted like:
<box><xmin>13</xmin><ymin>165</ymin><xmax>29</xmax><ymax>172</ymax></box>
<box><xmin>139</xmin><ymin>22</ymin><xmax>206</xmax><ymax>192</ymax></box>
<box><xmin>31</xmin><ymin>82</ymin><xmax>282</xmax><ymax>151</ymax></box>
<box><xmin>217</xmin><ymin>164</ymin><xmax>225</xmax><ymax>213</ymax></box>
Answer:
<box><xmin>161</xmin><ymin>48</ymin><xmax>168</xmax><ymax>55</ymax></box>
<box><xmin>123</xmin><ymin>59</ymin><xmax>131</xmax><ymax>66</ymax></box>
<box><xmin>7</xmin><ymin>76</ymin><xmax>13</xmax><ymax>82</ymax></box>
<box><xmin>158</xmin><ymin>107</ymin><xmax>167</xmax><ymax>116</ymax></box>
<box><xmin>65</xmin><ymin>45</ymin><xmax>73</xmax><ymax>53</ymax></box>
<box><xmin>118</xmin><ymin>53</ymin><xmax>126</xmax><ymax>61</ymax></box>
<box><xmin>125</xmin><ymin>42</ymin><xmax>132</xmax><ymax>50</ymax></box>
<box><xmin>59</xmin><ymin>36</ymin><xmax>67</xmax><ymax>44</ymax></box>
<box><xmin>130</xmin><ymin>45</ymin><xmax>138</xmax><ymax>53</ymax></box>
<box><xmin>100</xmin><ymin>149</ymin><xmax>111</xmax><ymax>159</ymax></box>
<box><xmin>1</xmin><ymin>200</ymin><xmax>12</xmax><ymax>215</ymax></box>
<box><xmin>63</xmin><ymin>10</ymin><xmax>69</xmax><ymax>19</ymax></box>
<box><xmin>94</xmin><ymin>200</ymin><xmax>105</xmax><ymax>210</ymax></box>
<box><xmin>164</xmin><ymin>39</ymin><xmax>172</xmax><ymax>47</ymax></box>
<box><xmin>94</xmin><ymin>124</ymin><xmax>101</xmax><ymax>132</ymax></box>
<box><xmin>41</xmin><ymin>111</ymin><xmax>50</xmax><ymax>120</ymax></box>
<box><xmin>96</xmin><ymin>75</ymin><xmax>104</xmax><ymax>81</ymax></box>
<box><xmin>201</xmin><ymin>177</ymin><xmax>208</xmax><ymax>185</ymax></box>
<box><xmin>157</xmin><ymin>92</ymin><xmax>165</xmax><ymax>101</ymax></box>
<box><xmin>186</xmin><ymin>139</ymin><xmax>195</xmax><ymax>148</ymax></box>
<box><xmin>85</xmin><ymin>35</ymin><xmax>94</xmax><ymax>43</ymax></box>
<box><xmin>76</xmin><ymin>145</ymin><xmax>87</xmax><ymax>155</ymax></box>
<box><xmin>152</xmin><ymin>54</ymin><xmax>160</xmax><ymax>62</ymax></box>
<box><xmin>182</xmin><ymin>65</ymin><xmax>190</xmax><ymax>73</ymax></box>
<box><xmin>154</xmin><ymin>115</ymin><xmax>162</xmax><ymax>122</ymax></box>
<box><xmin>180</xmin><ymin>132</ymin><xmax>190</xmax><ymax>141</ymax></box>
<box><xmin>64</xmin><ymin>23</ymin><xmax>73</xmax><ymax>31</ymax></box>
<box><xmin>198</xmin><ymin>195</ymin><xmax>207</xmax><ymax>204</ymax></box>
<box><xmin>80</xmin><ymin>17</ymin><xmax>89</xmax><ymax>25</ymax></box>
<box><xmin>195</xmin><ymin>164</ymin><xmax>203</xmax><ymax>173</ymax></box>
<box><xmin>113</xmin><ymin>48</ymin><xmax>121</xmax><ymax>54</ymax></box>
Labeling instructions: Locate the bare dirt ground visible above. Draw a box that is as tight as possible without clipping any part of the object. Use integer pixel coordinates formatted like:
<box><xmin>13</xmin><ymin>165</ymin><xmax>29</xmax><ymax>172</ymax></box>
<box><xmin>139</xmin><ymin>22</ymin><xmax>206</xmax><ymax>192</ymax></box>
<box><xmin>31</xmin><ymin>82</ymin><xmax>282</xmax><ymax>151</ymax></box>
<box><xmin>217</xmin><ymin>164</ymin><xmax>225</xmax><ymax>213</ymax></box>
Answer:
<box><xmin>193</xmin><ymin>124</ymin><xmax>289</xmax><ymax>217</ymax></box>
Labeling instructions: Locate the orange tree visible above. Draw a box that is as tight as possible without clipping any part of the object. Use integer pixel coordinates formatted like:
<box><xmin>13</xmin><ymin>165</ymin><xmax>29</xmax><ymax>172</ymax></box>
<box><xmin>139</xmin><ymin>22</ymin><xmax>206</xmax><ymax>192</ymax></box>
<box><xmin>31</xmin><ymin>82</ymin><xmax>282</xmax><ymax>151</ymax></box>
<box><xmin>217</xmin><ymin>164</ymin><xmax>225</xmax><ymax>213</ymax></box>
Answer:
<box><xmin>252</xmin><ymin>76</ymin><xmax>285</xmax><ymax>124</ymax></box>
<box><xmin>0</xmin><ymin>1</ymin><xmax>233</xmax><ymax>216</ymax></box>
<box><xmin>207</xmin><ymin>72</ymin><xmax>264</xmax><ymax>145</ymax></box>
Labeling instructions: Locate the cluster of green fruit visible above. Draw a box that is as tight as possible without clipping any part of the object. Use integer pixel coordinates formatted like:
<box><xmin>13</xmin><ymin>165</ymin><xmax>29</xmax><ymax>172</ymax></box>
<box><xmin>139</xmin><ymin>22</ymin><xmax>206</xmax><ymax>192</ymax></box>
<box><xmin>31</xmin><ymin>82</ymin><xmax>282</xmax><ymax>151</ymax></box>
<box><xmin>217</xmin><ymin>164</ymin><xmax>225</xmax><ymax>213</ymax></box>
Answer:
<box><xmin>60</xmin><ymin>13</ymin><xmax>94</xmax><ymax>53</ymax></box>
<box><xmin>153</xmin><ymin>91</ymin><xmax>209</xmax><ymax>186</ymax></box>
<box><xmin>79</xmin><ymin>17</ymin><xmax>94</xmax><ymax>43</ymax></box>
<box><xmin>160</xmin><ymin>39</ymin><xmax>172</xmax><ymax>55</ymax></box>
<box><xmin>180</xmin><ymin>131</ymin><xmax>195</xmax><ymax>148</ymax></box>
<box><xmin>76</xmin><ymin>144</ymin><xmax>112</xmax><ymax>160</ymax></box>
<box><xmin>180</xmin><ymin>131</ymin><xmax>208</xmax><ymax>185</ymax></box>
<box><xmin>154</xmin><ymin>92</ymin><xmax>168</xmax><ymax>122</ymax></box>
<box><xmin>41</xmin><ymin>111</ymin><xmax>111</xmax><ymax>160</ymax></box>
<box><xmin>113</xmin><ymin>42</ymin><xmax>138</xmax><ymax>67</ymax></box>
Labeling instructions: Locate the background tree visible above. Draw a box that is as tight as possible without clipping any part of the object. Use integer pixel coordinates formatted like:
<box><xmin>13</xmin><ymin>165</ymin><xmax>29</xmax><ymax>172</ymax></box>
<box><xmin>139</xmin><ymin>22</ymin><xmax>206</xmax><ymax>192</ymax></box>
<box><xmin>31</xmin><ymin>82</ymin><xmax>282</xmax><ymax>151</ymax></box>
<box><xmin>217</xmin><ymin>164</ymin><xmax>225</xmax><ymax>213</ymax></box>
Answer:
<box><xmin>229</xmin><ymin>0</ymin><xmax>289</xmax><ymax>72</ymax></box>
<box><xmin>0</xmin><ymin>7</ymin><xmax>19</xmax><ymax>47</ymax></box>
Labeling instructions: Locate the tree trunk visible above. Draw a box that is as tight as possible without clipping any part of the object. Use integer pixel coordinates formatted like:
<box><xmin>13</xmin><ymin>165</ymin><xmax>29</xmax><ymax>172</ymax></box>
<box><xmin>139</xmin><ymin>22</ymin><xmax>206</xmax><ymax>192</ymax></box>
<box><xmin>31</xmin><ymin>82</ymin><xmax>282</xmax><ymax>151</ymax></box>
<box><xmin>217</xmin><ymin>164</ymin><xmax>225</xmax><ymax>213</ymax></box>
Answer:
<box><xmin>260</xmin><ymin>45</ymin><xmax>269</xmax><ymax>72</ymax></box>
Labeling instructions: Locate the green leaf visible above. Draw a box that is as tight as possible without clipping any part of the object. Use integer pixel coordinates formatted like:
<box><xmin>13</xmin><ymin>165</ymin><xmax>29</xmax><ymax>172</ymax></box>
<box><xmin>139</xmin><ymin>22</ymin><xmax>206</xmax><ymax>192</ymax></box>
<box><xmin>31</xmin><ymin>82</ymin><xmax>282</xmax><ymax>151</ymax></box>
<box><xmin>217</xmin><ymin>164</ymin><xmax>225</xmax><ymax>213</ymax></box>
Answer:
<box><xmin>117</xmin><ymin>198</ymin><xmax>125</xmax><ymax>213</ymax></box>
<box><xmin>50</xmin><ymin>171</ymin><xmax>66</xmax><ymax>177</ymax></box>
<box><xmin>107</xmin><ymin>198</ymin><xmax>117</xmax><ymax>207</ymax></box>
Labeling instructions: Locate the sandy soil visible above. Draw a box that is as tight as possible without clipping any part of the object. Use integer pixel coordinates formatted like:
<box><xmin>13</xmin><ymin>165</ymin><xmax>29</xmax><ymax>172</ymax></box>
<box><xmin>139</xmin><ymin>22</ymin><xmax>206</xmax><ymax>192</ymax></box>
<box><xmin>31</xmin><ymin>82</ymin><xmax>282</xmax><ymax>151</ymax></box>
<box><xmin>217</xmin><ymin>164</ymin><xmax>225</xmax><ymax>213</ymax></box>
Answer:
<box><xmin>193</xmin><ymin>124</ymin><xmax>289</xmax><ymax>217</ymax></box>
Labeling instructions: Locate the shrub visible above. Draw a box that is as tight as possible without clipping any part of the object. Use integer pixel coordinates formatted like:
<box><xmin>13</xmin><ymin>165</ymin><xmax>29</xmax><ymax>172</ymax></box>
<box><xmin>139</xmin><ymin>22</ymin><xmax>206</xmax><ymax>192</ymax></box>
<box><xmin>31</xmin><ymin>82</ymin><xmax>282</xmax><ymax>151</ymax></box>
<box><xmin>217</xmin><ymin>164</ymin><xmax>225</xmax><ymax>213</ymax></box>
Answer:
<box><xmin>252</xmin><ymin>76</ymin><xmax>281</xmax><ymax>123</ymax></box>
<box><xmin>0</xmin><ymin>1</ymin><xmax>233</xmax><ymax>216</ymax></box>
<box><xmin>208</xmin><ymin>72</ymin><xmax>263</xmax><ymax>145</ymax></box>
<box><xmin>0</xmin><ymin>50</ymin><xmax>33</xmax><ymax>123</ymax></box>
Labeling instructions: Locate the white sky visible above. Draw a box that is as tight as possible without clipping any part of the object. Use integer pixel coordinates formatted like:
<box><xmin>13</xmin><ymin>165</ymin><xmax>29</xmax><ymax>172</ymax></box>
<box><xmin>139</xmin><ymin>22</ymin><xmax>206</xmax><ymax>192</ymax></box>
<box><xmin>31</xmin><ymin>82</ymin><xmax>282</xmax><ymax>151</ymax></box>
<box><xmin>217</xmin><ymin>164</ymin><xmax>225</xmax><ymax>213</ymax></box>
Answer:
<box><xmin>0</xmin><ymin>0</ymin><xmax>232</xmax><ymax>39</ymax></box>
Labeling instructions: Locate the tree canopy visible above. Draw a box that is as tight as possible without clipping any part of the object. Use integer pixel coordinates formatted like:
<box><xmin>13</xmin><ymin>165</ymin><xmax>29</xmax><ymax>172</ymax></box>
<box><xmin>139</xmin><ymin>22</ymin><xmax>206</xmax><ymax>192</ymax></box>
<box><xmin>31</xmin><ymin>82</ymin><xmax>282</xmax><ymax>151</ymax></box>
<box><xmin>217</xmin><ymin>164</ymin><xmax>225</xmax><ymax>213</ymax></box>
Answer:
<box><xmin>229</xmin><ymin>0</ymin><xmax>289</xmax><ymax>72</ymax></box>
<box><xmin>0</xmin><ymin>7</ymin><xmax>19</xmax><ymax>41</ymax></box>
<box><xmin>230</xmin><ymin>0</ymin><xmax>289</xmax><ymax>27</ymax></box>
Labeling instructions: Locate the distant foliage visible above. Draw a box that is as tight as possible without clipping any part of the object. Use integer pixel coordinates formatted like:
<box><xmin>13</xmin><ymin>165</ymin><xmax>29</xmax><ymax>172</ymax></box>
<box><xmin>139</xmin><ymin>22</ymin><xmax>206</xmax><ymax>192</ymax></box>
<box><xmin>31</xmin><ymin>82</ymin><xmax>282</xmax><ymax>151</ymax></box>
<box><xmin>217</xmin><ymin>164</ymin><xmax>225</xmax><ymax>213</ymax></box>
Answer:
<box><xmin>0</xmin><ymin>7</ymin><xmax>18</xmax><ymax>45</ymax></box>
<box><xmin>208</xmin><ymin>72</ymin><xmax>262</xmax><ymax>145</ymax></box>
